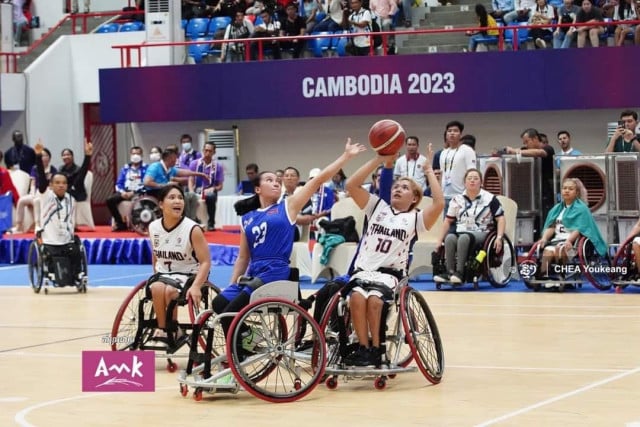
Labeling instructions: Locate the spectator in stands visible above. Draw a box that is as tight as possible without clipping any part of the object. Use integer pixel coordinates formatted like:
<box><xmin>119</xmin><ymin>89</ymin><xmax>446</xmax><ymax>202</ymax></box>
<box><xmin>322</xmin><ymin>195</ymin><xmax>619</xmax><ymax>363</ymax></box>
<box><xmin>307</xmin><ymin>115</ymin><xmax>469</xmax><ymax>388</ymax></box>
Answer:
<box><xmin>189</xmin><ymin>142</ymin><xmax>225</xmax><ymax>231</ymax></box>
<box><xmin>72</xmin><ymin>0</ymin><xmax>90</xmax><ymax>14</ymax></box>
<box><xmin>143</xmin><ymin>146</ymin><xmax>209</xmax><ymax>222</ymax></box>
<box><xmin>466</xmin><ymin>4</ymin><xmax>499</xmax><ymax>52</ymax></box>
<box><xmin>613</xmin><ymin>0</ymin><xmax>638</xmax><ymax>46</ymax></box>
<box><xmin>504</xmin><ymin>128</ymin><xmax>555</xmax><ymax>219</ymax></box>
<box><xmin>302</xmin><ymin>0</ymin><xmax>322</xmax><ymax>33</ymax></box>
<box><xmin>555</xmin><ymin>130</ymin><xmax>582</xmax><ymax>167</ymax></box>
<box><xmin>275</xmin><ymin>169</ymin><xmax>284</xmax><ymax>180</ymax></box>
<box><xmin>394</xmin><ymin>136</ymin><xmax>429</xmax><ymax>194</ymax></box>
<box><xmin>302</xmin><ymin>167</ymin><xmax>333</xmax><ymax>221</ymax></box>
<box><xmin>280</xmin><ymin>3</ymin><xmax>307</xmax><ymax>58</ymax></box>
<box><xmin>4</xmin><ymin>130</ymin><xmax>35</xmax><ymax>174</ymax></box>
<box><xmin>432</xmin><ymin>130</ymin><xmax>449</xmax><ymax>183</ymax></box>
<box><xmin>13</xmin><ymin>0</ymin><xmax>28</xmax><ymax>46</ymax></box>
<box><xmin>605</xmin><ymin>109</ymin><xmax>640</xmax><ymax>152</ymax></box>
<box><xmin>491</xmin><ymin>0</ymin><xmax>515</xmax><ymax>20</ymax></box>
<box><xmin>529</xmin><ymin>0</ymin><xmax>556</xmax><ymax>48</ymax></box>
<box><xmin>347</xmin><ymin>0</ymin><xmax>373</xmax><ymax>56</ymax></box>
<box><xmin>370</xmin><ymin>0</ymin><xmax>398</xmax><ymax>52</ymax></box>
<box><xmin>575</xmin><ymin>0</ymin><xmax>605</xmax><ymax>47</ymax></box>
<box><xmin>58</xmin><ymin>141</ymin><xmax>92</xmax><ymax>203</ymax></box>
<box><xmin>221</xmin><ymin>10</ymin><xmax>254</xmax><ymax>62</ymax></box>
<box><xmin>314</xmin><ymin>0</ymin><xmax>346</xmax><ymax>32</ymax></box>
<box><xmin>15</xmin><ymin>147</ymin><xmax>57</xmax><ymax>233</ymax></box>
<box><xmin>178</xmin><ymin>134</ymin><xmax>201</xmax><ymax>170</ymax></box>
<box><xmin>149</xmin><ymin>146</ymin><xmax>162</xmax><ymax>163</ymax></box>
<box><xmin>0</xmin><ymin>151</ymin><xmax>19</xmax><ymax>208</ymax></box>
<box><xmin>237</xmin><ymin>163</ymin><xmax>259</xmax><ymax>193</ymax></box>
<box><xmin>245</xmin><ymin>0</ymin><xmax>266</xmax><ymax>15</ymax></box>
<box><xmin>504</xmin><ymin>0</ymin><xmax>536</xmax><ymax>23</ymax></box>
<box><xmin>106</xmin><ymin>146</ymin><xmax>147</xmax><ymax>232</ymax></box>
<box><xmin>328</xmin><ymin>168</ymin><xmax>347</xmax><ymax>192</ymax></box>
<box><xmin>251</xmin><ymin>9</ymin><xmax>282</xmax><ymax>60</ymax></box>
<box><xmin>440</xmin><ymin>121</ymin><xmax>477</xmax><ymax>213</ymax></box>
<box><xmin>553</xmin><ymin>0</ymin><xmax>581</xmax><ymax>48</ymax></box>
<box><xmin>461</xmin><ymin>134</ymin><xmax>476</xmax><ymax>150</ymax></box>
<box><xmin>400</xmin><ymin>0</ymin><xmax>414</xmax><ymax>27</ymax></box>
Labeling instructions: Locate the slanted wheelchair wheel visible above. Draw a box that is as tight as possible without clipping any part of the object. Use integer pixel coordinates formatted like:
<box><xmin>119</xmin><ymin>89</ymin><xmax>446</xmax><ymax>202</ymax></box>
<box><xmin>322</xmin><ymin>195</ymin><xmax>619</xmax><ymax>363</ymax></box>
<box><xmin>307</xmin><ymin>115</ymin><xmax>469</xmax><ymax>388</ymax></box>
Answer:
<box><xmin>578</xmin><ymin>237</ymin><xmax>612</xmax><ymax>291</ymax></box>
<box><xmin>317</xmin><ymin>292</ymin><xmax>352</xmax><ymax>369</ymax></box>
<box><xmin>521</xmin><ymin>242</ymin><xmax>542</xmax><ymax>291</ymax></box>
<box><xmin>227</xmin><ymin>298</ymin><xmax>327</xmax><ymax>403</ymax></box>
<box><xmin>400</xmin><ymin>287</ymin><xmax>444</xmax><ymax>384</ymax></box>
<box><xmin>130</xmin><ymin>196</ymin><xmax>161</xmax><ymax>236</ymax></box>
<box><xmin>111</xmin><ymin>281</ymin><xmax>154</xmax><ymax>351</ymax></box>
<box><xmin>188</xmin><ymin>282</ymin><xmax>225</xmax><ymax>356</ymax></box>
<box><xmin>27</xmin><ymin>240</ymin><xmax>43</xmax><ymax>294</ymax></box>
<box><xmin>612</xmin><ymin>234</ymin><xmax>638</xmax><ymax>284</ymax></box>
<box><xmin>484</xmin><ymin>233</ymin><xmax>515</xmax><ymax>288</ymax></box>
<box><xmin>385</xmin><ymin>295</ymin><xmax>413</xmax><ymax>368</ymax></box>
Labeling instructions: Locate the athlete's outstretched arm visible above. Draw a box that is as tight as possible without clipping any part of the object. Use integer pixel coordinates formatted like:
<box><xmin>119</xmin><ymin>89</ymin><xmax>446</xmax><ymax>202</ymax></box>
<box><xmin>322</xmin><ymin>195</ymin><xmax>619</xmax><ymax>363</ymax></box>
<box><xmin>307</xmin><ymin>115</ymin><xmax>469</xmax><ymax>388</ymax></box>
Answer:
<box><xmin>346</xmin><ymin>153</ymin><xmax>396</xmax><ymax>209</ymax></box>
<box><xmin>420</xmin><ymin>143</ymin><xmax>444</xmax><ymax>230</ymax></box>
<box><xmin>287</xmin><ymin>138</ymin><xmax>366</xmax><ymax>219</ymax></box>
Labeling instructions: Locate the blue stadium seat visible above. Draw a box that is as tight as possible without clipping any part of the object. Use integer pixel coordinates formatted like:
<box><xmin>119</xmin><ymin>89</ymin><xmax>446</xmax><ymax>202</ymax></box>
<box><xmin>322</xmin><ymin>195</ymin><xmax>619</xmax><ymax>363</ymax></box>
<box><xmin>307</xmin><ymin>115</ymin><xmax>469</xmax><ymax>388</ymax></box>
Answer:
<box><xmin>181</xmin><ymin>19</ymin><xmax>188</xmax><ymax>30</ymax></box>
<box><xmin>308</xmin><ymin>31</ymin><xmax>332</xmax><ymax>57</ymax></box>
<box><xmin>210</xmin><ymin>16</ymin><xmax>232</xmax><ymax>34</ymax></box>
<box><xmin>315</xmin><ymin>12</ymin><xmax>326</xmax><ymax>23</ymax></box>
<box><xmin>96</xmin><ymin>23</ymin><xmax>121</xmax><ymax>33</ymax></box>
<box><xmin>188</xmin><ymin>38</ymin><xmax>213</xmax><ymax>64</ymax></box>
<box><xmin>504</xmin><ymin>22</ymin><xmax>531</xmax><ymax>49</ymax></box>
<box><xmin>332</xmin><ymin>30</ymin><xmax>349</xmax><ymax>56</ymax></box>
<box><xmin>186</xmin><ymin>17</ymin><xmax>211</xmax><ymax>38</ymax></box>
<box><xmin>120</xmin><ymin>21</ymin><xmax>144</xmax><ymax>32</ymax></box>
<box><xmin>473</xmin><ymin>23</ymin><xmax>502</xmax><ymax>49</ymax></box>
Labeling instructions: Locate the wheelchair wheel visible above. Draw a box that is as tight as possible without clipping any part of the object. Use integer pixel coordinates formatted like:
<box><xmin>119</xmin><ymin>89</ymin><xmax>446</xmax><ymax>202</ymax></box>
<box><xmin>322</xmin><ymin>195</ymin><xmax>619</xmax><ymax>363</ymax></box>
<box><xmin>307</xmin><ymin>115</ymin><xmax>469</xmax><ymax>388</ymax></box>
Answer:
<box><xmin>484</xmin><ymin>233</ymin><xmax>515</xmax><ymax>288</ymax></box>
<box><xmin>27</xmin><ymin>240</ymin><xmax>43</xmax><ymax>294</ymax></box>
<box><xmin>612</xmin><ymin>235</ymin><xmax>638</xmax><ymax>289</ymax></box>
<box><xmin>400</xmin><ymin>287</ymin><xmax>444</xmax><ymax>384</ymax></box>
<box><xmin>129</xmin><ymin>196</ymin><xmax>161</xmax><ymax>236</ymax></box>
<box><xmin>385</xmin><ymin>296</ymin><xmax>413</xmax><ymax>368</ymax></box>
<box><xmin>78</xmin><ymin>241</ymin><xmax>89</xmax><ymax>293</ymax></box>
<box><xmin>521</xmin><ymin>242</ymin><xmax>542</xmax><ymax>291</ymax></box>
<box><xmin>578</xmin><ymin>237</ymin><xmax>612</xmax><ymax>291</ymax></box>
<box><xmin>188</xmin><ymin>282</ymin><xmax>225</xmax><ymax>355</ymax></box>
<box><xmin>111</xmin><ymin>281</ymin><xmax>154</xmax><ymax>351</ymax></box>
<box><xmin>317</xmin><ymin>292</ymin><xmax>352</xmax><ymax>368</ymax></box>
<box><xmin>227</xmin><ymin>298</ymin><xmax>327</xmax><ymax>403</ymax></box>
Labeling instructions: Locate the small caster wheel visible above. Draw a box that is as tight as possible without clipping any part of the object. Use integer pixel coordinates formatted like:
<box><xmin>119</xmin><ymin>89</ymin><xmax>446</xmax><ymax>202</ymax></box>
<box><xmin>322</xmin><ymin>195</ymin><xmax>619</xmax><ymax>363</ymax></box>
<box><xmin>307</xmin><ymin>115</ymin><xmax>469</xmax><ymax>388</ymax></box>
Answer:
<box><xmin>374</xmin><ymin>377</ymin><xmax>387</xmax><ymax>390</ymax></box>
<box><xmin>558</xmin><ymin>285</ymin><xmax>565</xmax><ymax>293</ymax></box>
<box><xmin>193</xmin><ymin>388</ymin><xmax>203</xmax><ymax>401</ymax></box>
<box><xmin>180</xmin><ymin>384</ymin><xmax>188</xmax><ymax>397</ymax></box>
<box><xmin>294</xmin><ymin>379</ymin><xmax>302</xmax><ymax>391</ymax></box>
<box><xmin>615</xmin><ymin>286</ymin><xmax>623</xmax><ymax>294</ymax></box>
<box><xmin>44</xmin><ymin>288</ymin><xmax>49</xmax><ymax>295</ymax></box>
<box><xmin>473</xmin><ymin>280</ymin><xmax>479</xmax><ymax>290</ymax></box>
<box><xmin>435</xmin><ymin>283</ymin><xmax>442</xmax><ymax>290</ymax></box>
<box><xmin>388</xmin><ymin>374</ymin><xmax>397</xmax><ymax>379</ymax></box>
<box><xmin>167</xmin><ymin>361</ymin><xmax>178</xmax><ymax>373</ymax></box>
<box><xmin>325</xmin><ymin>376</ymin><xmax>338</xmax><ymax>390</ymax></box>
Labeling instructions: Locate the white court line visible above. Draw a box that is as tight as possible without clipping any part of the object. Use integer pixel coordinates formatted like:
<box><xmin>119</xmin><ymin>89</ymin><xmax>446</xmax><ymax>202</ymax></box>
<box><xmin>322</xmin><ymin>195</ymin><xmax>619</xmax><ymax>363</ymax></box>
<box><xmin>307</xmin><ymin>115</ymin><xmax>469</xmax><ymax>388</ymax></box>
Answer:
<box><xmin>474</xmin><ymin>366</ymin><xmax>640</xmax><ymax>427</ymax></box>
<box><xmin>0</xmin><ymin>265</ymin><xmax>25</xmax><ymax>271</ymax></box>
<box><xmin>0</xmin><ymin>397</ymin><xmax>28</xmax><ymax>402</ymax></box>
<box><xmin>14</xmin><ymin>386</ymin><xmax>174</xmax><ymax>427</ymax></box>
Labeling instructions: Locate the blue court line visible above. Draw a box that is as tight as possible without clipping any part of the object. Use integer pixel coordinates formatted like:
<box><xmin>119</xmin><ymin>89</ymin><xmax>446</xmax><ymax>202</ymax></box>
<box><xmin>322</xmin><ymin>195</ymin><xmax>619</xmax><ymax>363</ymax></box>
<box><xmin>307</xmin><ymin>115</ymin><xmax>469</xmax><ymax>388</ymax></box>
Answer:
<box><xmin>1</xmin><ymin>264</ymin><xmax>632</xmax><ymax>293</ymax></box>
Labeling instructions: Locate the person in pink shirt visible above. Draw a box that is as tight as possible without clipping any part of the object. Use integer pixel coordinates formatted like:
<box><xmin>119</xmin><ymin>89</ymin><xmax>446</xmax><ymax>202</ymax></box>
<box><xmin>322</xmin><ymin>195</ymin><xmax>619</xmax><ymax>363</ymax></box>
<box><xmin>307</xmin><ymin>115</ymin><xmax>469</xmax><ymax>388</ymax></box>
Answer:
<box><xmin>370</xmin><ymin>0</ymin><xmax>398</xmax><ymax>52</ymax></box>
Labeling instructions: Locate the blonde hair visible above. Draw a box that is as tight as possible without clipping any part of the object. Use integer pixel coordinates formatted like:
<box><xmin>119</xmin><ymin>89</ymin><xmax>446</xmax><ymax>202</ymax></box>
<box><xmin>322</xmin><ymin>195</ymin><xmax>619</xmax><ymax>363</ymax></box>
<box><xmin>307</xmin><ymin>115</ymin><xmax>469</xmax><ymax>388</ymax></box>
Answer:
<box><xmin>396</xmin><ymin>177</ymin><xmax>423</xmax><ymax>211</ymax></box>
<box><xmin>563</xmin><ymin>178</ymin><xmax>589</xmax><ymax>204</ymax></box>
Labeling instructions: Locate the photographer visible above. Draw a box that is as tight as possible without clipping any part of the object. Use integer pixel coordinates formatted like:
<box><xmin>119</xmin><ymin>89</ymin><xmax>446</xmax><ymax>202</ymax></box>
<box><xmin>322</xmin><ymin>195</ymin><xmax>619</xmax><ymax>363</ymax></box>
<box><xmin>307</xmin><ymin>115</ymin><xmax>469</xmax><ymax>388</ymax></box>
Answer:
<box><xmin>221</xmin><ymin>10</ymin><xmax>254</xmax><ymax>62</ymax></box>
<box><xmin>346</xmin><ymin>0</ymin><xmax>372</xmax><ymax>56</ymax></box>
<box><xmin>553</xmin><ymin>0</ymin><xmax>580</xmax><ymax>49</ymax></box>
<box><xmin>605</xmin><ymin>110</ymin><xmax>640</xmax><ymax>152</ymax></box>
<box><xmin>250</xmin><ymin>8</ymin><xmax>282</xmax><ymax>60</ymax></box>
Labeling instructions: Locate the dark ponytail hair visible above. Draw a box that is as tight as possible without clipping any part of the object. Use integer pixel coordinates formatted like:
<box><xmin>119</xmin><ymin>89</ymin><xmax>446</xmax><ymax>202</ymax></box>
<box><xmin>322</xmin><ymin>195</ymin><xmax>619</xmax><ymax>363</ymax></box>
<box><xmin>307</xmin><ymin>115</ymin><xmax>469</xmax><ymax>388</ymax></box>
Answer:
<box><xmin>234</xmin><ymin>171</ymin><xmax>276</xmax><ymax>216</ymax></box>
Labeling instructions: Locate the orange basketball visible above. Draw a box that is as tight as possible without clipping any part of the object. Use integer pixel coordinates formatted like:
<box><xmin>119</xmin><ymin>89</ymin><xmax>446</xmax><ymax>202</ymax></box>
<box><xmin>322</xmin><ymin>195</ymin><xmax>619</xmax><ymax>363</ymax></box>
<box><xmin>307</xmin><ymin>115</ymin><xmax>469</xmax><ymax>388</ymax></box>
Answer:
<box><xmin>368</xmin><ymin>120</ymin><xmax>406</xmax><ymax>156</ymax></box>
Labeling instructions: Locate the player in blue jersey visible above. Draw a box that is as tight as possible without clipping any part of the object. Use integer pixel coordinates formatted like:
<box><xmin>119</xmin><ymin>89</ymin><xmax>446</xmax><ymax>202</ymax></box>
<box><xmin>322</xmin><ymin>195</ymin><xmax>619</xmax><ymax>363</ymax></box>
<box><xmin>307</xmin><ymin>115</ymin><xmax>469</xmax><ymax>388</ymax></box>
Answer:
<box><xmin>211</xmin><ymin>139</ymin><xmax>367</xmax><ymax>343</ymax></box>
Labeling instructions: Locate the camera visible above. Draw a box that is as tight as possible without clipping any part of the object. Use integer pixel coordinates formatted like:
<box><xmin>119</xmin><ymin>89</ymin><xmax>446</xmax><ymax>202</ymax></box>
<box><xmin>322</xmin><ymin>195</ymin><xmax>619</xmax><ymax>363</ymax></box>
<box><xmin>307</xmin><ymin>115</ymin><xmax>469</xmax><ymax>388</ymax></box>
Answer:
<box><xmin>618</xmin><ymin>120</ymin><xmax>625</xmax><ymax>127</ymax></box>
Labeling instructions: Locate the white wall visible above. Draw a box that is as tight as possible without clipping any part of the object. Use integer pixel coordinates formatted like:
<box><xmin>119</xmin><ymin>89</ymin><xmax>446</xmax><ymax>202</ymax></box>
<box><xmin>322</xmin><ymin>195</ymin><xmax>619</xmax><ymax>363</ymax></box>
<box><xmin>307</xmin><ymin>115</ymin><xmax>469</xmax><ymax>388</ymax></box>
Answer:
<box><xmin>35</xmin><ymin>0</ymin><xmax>137</xmax><ymax>32</ymax></box>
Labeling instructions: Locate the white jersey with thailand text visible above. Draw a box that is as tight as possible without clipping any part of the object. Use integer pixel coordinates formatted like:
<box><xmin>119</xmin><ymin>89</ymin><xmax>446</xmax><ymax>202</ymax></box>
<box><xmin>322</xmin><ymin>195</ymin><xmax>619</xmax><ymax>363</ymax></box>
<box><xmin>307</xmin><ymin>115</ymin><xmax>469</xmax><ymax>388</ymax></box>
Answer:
<box><xmin>353</xmin><ymin>195</ymin><xmax>427</xmax><ymax>273</ymax></box>
<box><xmin>39</xmin><ymin>189</ymin><xmax>75</xmax><ymax>245</ymax></box>
<box><xmin>149</xmin><ymin>216</ymin><xmax>200</xmax><ymax>275</ymax></box>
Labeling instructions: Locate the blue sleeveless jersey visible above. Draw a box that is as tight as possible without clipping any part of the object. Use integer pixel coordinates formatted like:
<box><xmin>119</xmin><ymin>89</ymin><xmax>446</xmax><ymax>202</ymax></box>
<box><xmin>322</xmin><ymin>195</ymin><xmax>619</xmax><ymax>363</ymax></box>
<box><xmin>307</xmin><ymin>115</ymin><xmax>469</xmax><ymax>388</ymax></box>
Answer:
<box><xmin>242</xmin><ymin>200</ymin><xmax>295</xmax><ymax>283</ymax></box>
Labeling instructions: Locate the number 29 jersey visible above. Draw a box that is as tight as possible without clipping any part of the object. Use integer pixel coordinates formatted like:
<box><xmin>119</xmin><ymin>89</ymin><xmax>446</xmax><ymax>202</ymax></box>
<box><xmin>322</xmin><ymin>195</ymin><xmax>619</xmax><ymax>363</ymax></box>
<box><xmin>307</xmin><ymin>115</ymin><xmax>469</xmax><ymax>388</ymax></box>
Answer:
<box><xmin>353</xmin><ymin>195</ymin><xmax>427</xmax><ymax>273</ymax></box>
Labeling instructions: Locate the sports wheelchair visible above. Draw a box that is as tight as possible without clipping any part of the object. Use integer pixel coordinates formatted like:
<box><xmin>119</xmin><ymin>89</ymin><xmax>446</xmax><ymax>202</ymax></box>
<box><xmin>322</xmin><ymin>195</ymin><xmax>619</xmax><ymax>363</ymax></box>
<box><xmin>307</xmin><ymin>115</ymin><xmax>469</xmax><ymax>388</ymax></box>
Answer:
<box><xmin>27</xmin><ymin>234</ymin><xmax>88</xmax><ymax>294</ymax></box>
<box><xmin>316</xmin><ymin>277</ymin><xmax>444</xmax><ymax>390</ymax></box>
<box><xmin>177</xmin><ymin>278</ymin><xmax>327</xmax><ymax>403</ymax></box>
<box><xmin>520</xmin><ymin>236</ymin><xmax>612</xmax><ymax>292</ymax></box>
<box><xmin>110</xmin><ymin>278</ymin><xmax>220</xmax><ymax>372</ymax></box>
<box><xmin>432</xmin><ymin>231</ymin><xmax>516</xmax><ymax>290</ymax></box>
<box><xmin>611</xmin><ymin>233</ymin><xmax>640</xmax><ymax>293</ymax></box>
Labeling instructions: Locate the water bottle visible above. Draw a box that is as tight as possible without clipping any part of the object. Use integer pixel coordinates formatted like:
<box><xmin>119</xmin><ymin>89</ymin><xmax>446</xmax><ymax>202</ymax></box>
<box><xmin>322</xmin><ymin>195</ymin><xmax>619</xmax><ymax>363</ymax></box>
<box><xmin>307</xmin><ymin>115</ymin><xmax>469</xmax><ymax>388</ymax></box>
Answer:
<box><xmin>475</xmin><ymin>250</ymin><xmax>487</xmax><ymax>264</ymax></box>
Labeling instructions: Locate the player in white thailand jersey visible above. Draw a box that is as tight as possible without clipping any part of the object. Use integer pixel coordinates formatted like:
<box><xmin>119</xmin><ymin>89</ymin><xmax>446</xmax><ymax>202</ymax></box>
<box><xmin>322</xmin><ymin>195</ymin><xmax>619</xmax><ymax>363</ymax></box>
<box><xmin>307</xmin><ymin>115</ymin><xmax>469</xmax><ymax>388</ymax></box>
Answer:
<box><xmin>147</xmin><ymin>184</ymin><xmax>211</xmax><ymax>339</ymax></box>
<box><xmin>342</xmin><ymin>144</ymin><xmax>444</xmax><ymax>367</ymax></box>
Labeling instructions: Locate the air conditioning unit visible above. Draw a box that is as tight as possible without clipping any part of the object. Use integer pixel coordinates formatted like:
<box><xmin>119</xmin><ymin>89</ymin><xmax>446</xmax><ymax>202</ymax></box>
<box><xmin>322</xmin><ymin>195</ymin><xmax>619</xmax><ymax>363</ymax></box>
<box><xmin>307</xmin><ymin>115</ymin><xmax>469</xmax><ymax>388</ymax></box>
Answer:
<box><xmin>0</xmin><ymin>3</ymin><xmax>12</xmax><ymax>53</ymax></box>
<box><xmin>502</xmin><ymin>156</ymin><xmax>539</xmax><ymax>244</ymax></box>
<box><xmin>605</xmin><ymin>153</ymin><xmax>640</xmax><ymax>243</ymax></box>
<box><xmin>145</xmin><ymin>0</ymin><xmax>184</xmax><ymax>66</ymax></box>
<box><xmin>477</xmin><ymin>156</ymin><xmax>503</xmax><ymax>196</ymax></box>
<box><xmin>199</xmin><ymin>128</ymin><xmax>238</xmax><ymax>196</ymax></box>
<box><xmin>558</xmin><ymin>155</ymin><xmax>608</xmax><ymax>241</ymax></box>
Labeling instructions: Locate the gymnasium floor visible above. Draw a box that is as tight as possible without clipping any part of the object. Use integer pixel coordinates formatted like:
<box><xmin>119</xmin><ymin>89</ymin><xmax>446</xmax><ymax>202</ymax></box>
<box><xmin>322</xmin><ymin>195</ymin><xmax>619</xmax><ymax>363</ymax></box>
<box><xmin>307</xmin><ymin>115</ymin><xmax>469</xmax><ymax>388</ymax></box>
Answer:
<box><xmin>2</xmin><ymin>264</ymin><xmax>640</xmax><ymax>426</ymax></box>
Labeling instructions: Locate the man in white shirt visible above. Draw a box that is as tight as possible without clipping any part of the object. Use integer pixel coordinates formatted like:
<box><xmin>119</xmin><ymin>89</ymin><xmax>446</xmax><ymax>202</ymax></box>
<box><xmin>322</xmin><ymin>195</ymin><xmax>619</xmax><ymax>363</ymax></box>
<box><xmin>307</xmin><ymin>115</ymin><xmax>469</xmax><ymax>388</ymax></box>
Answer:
<box><xmin>440</xmin><ymin>120</ymin><xmax>477</xmax><ymax>207</ymax></box>
<box><xmin>394</xmin><ymin>136</ymin><xmax>428</xmax><ymax>194</ymax></box>
<box><xmin>503</xmin><ymin>0</ymin><xmax>536</xmax><ymax>24</ymax></box>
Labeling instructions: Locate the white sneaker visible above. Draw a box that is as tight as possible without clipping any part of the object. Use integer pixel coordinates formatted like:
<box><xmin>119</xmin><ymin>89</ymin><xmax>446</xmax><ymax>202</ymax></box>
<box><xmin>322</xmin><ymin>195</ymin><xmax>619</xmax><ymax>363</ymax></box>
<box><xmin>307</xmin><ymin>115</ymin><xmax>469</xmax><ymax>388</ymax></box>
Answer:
<box><xmin>433</xmin><ymin>274</ymin><xmax>449</xmax><ymax>283</ymax></box>
<box><xmin>449</xmin><ymin>273</ymin><xmax>463</xmax><ymax>284</ymax></box>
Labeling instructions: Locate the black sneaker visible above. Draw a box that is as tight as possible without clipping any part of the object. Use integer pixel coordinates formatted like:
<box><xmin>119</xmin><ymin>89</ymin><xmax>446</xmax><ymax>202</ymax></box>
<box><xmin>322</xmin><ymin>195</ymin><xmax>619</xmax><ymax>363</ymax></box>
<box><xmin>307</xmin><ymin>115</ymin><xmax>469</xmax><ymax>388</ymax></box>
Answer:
<box><xmin>343</xmin><ymin>345</ymin><xmax>368</xmax><ymax>366</ymax></box>
<box><xmin>368</xmin><ymin>347</ymin><xmax>382</xmax><ymax>367</ymax></box>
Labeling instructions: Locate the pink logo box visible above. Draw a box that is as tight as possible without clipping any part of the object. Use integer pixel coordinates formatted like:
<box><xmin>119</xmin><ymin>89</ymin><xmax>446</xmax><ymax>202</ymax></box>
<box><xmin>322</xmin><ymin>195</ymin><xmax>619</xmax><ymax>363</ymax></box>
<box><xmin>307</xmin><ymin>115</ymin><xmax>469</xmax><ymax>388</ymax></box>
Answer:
<box><xmin>82</xmin><ymin>351</ymin><xmax>155</xmax><ymax>392</ymax></box>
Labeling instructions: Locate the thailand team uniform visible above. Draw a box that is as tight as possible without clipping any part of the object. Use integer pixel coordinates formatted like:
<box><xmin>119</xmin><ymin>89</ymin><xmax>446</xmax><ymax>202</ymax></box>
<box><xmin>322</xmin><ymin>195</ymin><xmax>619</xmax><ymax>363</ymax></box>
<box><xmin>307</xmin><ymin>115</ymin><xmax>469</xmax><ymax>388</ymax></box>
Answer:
<box><xmin>40</xmin><ymin>189</ymin><xmax>75</xmax><ymax>245</ymax></box>
<box><xmin>220</xmin><ymin>199</ymin><xmax>295</xmax><ymax>301</ymax></box>
<box><xmin>149</xmin><ymin>216</ymin><xmax>200</xmax><ymax>288</ymax></box>
<box><xmin>351</xmin><ymin>195</ymin><xmax>426</xmax><ymax>299</ymax></box>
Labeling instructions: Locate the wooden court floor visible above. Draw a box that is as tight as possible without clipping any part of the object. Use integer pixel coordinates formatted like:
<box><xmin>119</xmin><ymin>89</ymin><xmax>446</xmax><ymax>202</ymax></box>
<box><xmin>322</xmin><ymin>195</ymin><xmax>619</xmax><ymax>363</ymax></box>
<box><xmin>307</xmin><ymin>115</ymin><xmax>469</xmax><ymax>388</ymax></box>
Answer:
<box><xmin>1</xmin><ymin>287</ymin><xmax>640</xmax><ymax>427</ymax></box>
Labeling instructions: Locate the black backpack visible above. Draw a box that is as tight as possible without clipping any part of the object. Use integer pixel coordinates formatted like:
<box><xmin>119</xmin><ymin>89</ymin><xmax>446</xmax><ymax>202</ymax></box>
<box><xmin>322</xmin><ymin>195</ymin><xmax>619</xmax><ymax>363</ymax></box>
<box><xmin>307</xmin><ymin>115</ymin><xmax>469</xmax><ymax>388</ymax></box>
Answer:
<box><xmin>370</xmin><ymin>19</ymin><xmax>382</xmax><ymax>48</ymax></box>
<box><xmin>317</xmin><ymin>216</ymin><xmax>360</xmax><ymax>243</ymax></box>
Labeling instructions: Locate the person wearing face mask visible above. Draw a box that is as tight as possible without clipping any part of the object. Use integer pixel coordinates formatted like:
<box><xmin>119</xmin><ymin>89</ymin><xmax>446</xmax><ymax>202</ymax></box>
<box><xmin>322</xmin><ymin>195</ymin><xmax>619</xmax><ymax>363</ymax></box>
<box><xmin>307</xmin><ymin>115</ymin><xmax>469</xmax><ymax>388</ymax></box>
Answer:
<box><xmin>149</xmin><ymin>146</ymin><xmax>162</xmax><ymax>163</ymax></box>
<box><xmin>4</xmin><ymin>130</ymin><xmax>36</xmax><ymax>174</ymax></box>
<box><xmin>106</xmin><ymin>146</ymin><xmax>148</xmax><ymax>232</ymax></box>
<box><xmin>178</xmin><ymin>134</ymin><xmax>202</xmax><ymax>170</ymax></box>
